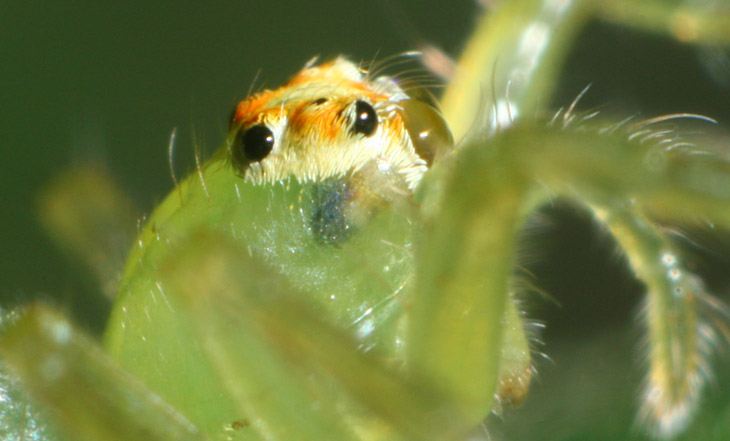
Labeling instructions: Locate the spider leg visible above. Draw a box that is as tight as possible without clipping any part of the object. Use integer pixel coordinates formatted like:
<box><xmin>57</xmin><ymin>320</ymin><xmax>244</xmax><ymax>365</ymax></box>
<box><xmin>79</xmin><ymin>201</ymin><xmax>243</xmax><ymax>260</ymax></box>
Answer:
<box><xmin>408</xmin><ymin>122</ymin><xmax>730</xmax><ymax>434</ymax></box>
<box><xmin>407</xmin><ymin>132</ymin><xmax>535</xmax><ymax>427</ymax></box>
<box><xmin>494</xmin><ymin>294</ymin><xmax>534</xmax><ymax>409</ymax></box>
<box><xmin>0</xmin><ymin>305</ymin><xmax>203</xmax><ymax>441</ymax></box>
<box><xmin>595</xmin><ymin>204</ymin><xmax>727</xmax><ymax>438</ymax></box>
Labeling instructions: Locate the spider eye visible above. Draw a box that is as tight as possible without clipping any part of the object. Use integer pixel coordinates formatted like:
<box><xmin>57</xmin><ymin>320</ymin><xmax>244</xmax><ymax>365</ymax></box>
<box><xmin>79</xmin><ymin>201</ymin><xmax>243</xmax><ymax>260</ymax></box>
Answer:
<box><xmin>311</xmin><ymin>97</ymin><xmax>328</xmax><ymax>106</ymax></box>
<box><xmin>240</xmin><ymin>125</ymin><xmax>275</xmax><ymax>162</ymax></box>
<box><xmin>399</xmin><ymin>99</ymin><xmax>454</xmax><ymax>166</ymax></box>
<box><xmin>351</xmin><ymin>100</ymin><xmax>378</xmax><ymax>137</ymax></box>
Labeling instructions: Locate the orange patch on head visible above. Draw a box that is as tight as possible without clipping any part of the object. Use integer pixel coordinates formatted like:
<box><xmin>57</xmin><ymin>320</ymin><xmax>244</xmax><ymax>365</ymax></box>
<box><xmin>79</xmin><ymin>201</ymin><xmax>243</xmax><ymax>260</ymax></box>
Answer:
<box><xmin>288</xmin><ymin>99</ymin><xmax>347</xmax><ymax>144</ymax></box>
<box><xmin>233</xmin><ymin>91</ymin><xmax>275</xmax><ymax>126</ymax></box>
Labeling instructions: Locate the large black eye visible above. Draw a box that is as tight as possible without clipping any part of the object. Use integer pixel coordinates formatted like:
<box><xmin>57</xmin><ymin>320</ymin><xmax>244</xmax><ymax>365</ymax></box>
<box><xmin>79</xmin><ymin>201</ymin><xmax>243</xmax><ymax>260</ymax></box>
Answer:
<box><xmin>240</xmin><ymin>125</ymin><xmax>275</xmax><ymax>162</ymax></box>
<box><xmin>351</xmin><ymin>100</ymin><xmax>378</xmax><ymax>137</ymax></box>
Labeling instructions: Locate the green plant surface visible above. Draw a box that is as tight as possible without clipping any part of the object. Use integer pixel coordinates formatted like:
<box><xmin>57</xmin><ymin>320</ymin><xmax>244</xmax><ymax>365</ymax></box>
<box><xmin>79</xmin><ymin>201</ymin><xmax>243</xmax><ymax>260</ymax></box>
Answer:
<box><xmin>2</xmin><ymin>1</ymin><xmax>730</xmax><ymax>441</ymax></box>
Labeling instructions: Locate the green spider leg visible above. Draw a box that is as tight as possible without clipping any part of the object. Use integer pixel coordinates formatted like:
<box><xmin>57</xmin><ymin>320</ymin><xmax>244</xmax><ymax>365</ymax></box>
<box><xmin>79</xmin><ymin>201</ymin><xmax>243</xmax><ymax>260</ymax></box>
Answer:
<box><xmin>408</xmin><ymin>117</ymin><xmax>730</xmax><ymax>437</ymax></box>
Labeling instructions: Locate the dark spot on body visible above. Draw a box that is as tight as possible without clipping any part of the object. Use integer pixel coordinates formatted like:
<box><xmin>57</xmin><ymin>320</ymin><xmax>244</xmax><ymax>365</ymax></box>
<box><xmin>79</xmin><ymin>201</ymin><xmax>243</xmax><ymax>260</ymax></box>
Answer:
<box><xmin>309</xmin><ymin>179</ymin><xmax>354</xmax><ymax>246</ymax></box>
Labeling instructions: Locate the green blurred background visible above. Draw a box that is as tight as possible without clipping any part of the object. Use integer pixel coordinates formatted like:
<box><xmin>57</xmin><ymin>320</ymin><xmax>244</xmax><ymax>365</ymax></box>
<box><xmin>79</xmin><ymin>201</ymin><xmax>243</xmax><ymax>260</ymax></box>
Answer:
<box><xmin>2</xmin><ymin>1</ymin><xmax>730</xmax><ymax>440</ymax></box>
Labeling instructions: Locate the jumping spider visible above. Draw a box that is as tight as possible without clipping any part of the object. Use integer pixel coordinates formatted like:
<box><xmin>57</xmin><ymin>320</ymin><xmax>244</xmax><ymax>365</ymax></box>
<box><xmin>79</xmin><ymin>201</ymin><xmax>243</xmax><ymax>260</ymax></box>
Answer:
<box><xmin>2</xmin><ymin>1</ymin><xmax>730</xmax><ymax>441</ymax></box>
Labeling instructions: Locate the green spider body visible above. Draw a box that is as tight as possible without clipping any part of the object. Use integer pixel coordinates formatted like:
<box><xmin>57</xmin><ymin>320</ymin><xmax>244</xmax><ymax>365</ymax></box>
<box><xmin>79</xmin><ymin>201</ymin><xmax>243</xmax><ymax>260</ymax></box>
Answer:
<box><xmin>106</xmin><ymin>165</ymin><xmax>417</xmax><ymax>439</ymax></box>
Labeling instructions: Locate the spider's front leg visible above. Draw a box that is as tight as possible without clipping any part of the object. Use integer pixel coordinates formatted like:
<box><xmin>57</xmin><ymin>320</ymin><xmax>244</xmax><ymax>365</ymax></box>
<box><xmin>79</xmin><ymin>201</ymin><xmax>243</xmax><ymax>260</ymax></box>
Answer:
<box><xmin>407</xmin><ymin>136</ymin><xmax>536</xmax><ymax>425</ymax></box>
